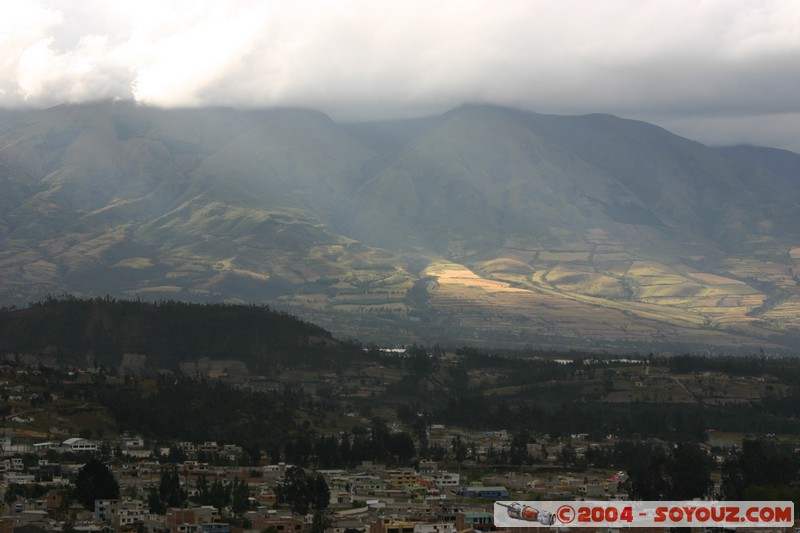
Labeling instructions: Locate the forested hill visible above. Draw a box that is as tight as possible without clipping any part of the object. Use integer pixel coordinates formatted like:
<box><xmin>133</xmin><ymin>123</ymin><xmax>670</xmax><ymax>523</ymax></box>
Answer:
<box><xmin>0</xmin><ymin>297</ymin><xmax>360</xmax><ymax>370</ymax></box>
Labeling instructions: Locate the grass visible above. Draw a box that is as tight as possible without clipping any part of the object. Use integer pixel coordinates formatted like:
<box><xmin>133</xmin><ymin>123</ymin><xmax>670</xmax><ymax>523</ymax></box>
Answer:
<box><xmin>113</xmin><ymin>257</ymin><xmax>153</xmax><ymax>269</ymax></box>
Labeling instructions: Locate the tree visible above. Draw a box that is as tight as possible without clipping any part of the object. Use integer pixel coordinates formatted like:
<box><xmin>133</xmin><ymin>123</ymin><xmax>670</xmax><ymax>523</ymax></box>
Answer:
<box><xmin>4</xmin><ymin>486</ymin><xmax>18</xmax><ymax>509</ymax></box>
<box><xmin>159</xmin><ymin>467</ymin><xmax>187</xmax><ymax>509</ymax></box>
<box><xmin>451</xmin><ymin>435</ymin><xmax>467</xmax><ymax>463</ymax></box>
<box><xmin>558</xmin><ymin>443</ymin><xmax>577</xmax><ymax>468</ymax></box>
<box><xmin>74</xmin><ymin>458</ymin><xmax>120</xmax><ymax>510</ymax></box>
<box><xmin>275</xmin><ymin>466</ymin><xmax>311</xmax><ymax>515</ymax></box>
<box><xmin>510</xmin><ymin>431</ymin><xmax>531</xmax><ymax>465</ymax></box>
<box><xmin>722</xmin><ymin>439</ymin><xmax>800</xmax><ymax>500</ymax></box>
<box><xmin>309</xmin><ymin>473</ymin><xmax>330</xmax><ymax>511</ymax></box>
<box><xmin>194</xmin><ymin>475</ymin><xmax>209</xmax><ymax>505</ymax></box>
<box><xmin>147</xmin><ymin>489</ymin><xmax>164</xmax><ymax>515</ymax></box>
<box><xmin>275</xmin><ymin>466</ymin><xmax>329</xmax><ymax>516</ymax></box>
<box><xmin>623</xmin><ymin>442</ymin><xmax>713</xmax><ymax>500</ymax></box>
<box><xmin>166</xmin><ymin>446</ymin><xmax>187</xmax><ymax>464</ymax></box>
<box><xmin>623</xmin><ymin>448</ymin><xmax>671</xmax><ymax>500</ymax></box>
<box><xmin>388</xmin><ymin>432</ymin><xmax>416</xmax><ymax>465</ymax></box>
<box><xmin>149</xmin><ymin>467</ymin><xmax>187</xmax><ymax>513</ymax></box>
<box><xmin>310</xmin><ymin>510</ymin><xmax>332</xmax><ymax>533</ymax></box>
<box><xmin>669</xmin><ymin>443</ymin><xmax>713</xmax><ymax>500</ymax></box>
<box><xmin>231</xmin><ymin>478</ymin><xmax>250</xmax><ymax>515</ymax></box>
<box><xmin>208</xmin><ymin>479</ymin><xmax>231</xmax><ymax>512</ymax></box>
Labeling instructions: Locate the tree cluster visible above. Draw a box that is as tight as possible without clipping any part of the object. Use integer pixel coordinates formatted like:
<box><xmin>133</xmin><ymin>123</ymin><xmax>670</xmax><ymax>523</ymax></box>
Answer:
<box><xmin>284</xmin><ymin>417</ymin><xmax>416</xmax><ymax>468</ymax></box>
<box><xmin>148</xmin><ymin>468</ymin><xmax>188</xmax><ymax>514</ymax></box>
<box><xmin>274</xmin><ymin>466</ymin><xmax>330</xmax><ymax>516</ymax></box>
<box><xmin>74</xmin><ymin>458</ymin><xmax>120</xmax><ymax>510</ymax></box>
<box><xmin>0</xmin><ymin>296</ymin><xmax>362</xmax><ymax>370</ymax></box>
<box><xmin>622</xmin><ymin>442</ymin><xmax>713</xmax><ymax>500</ymax></box>
<box><xmin>721</xmin><ymin>439</ymin><xmax>800</xmax><ymax>502</ymax></box>
<box><xmin>192</xmin><ymin>476</ymin><xmax>251</xmax><ymax>515</ymax></box>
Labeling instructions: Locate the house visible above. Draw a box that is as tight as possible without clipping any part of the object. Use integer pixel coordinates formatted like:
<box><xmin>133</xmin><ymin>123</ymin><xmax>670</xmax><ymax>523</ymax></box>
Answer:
<box><xmin>371</xmin><ymin>518</ymin><xmax>415</xmax><ymax>533</ymax></box>
<box><xmin>220</xmin><ymin>445</ymin><xmax>242</xmax><ymax>460</ymax></box>
<box><xmin>384</xmin><ymin>469</ymin><xmax>418</xmax><ymax>489</ymax></box>
<box><xmin>1</xmin><ymin>442</ymin><xmax>35</xmax><ymax>455</ymax></box>
<box><xmin>183</xmin><ymin>461</ymin><xmax>209</xmax><ymax>474</ymax></box>
<box><xmin>114</xmin><ymin>508</ymin><xmax>149</xmax><ymax>532</ymax></box>
<box><xmin>328</xmin><ymin>519</ymin><xmax>367</xmax><ymax>533</ymax></box>
<box><xmin>250</xmin><ymin>516</ymin><xmax>304</xmax><ymax>533</ymax></box>
<box><xmin>199</xmin><ymin>525</ymin><xmax>229</xmax><ymax>533</ymax></box>
<box><xmin>455</xmin><ymin>512</ymin><xmax>493</xmax><ymax>532</ymax></box>
<box><xmin>166</xmin><ymin>506</ymin><xmax>218</xmax><ymax>533</ymax></box>
<box><xmin>433</xmin><ymin>504</ymin><xmax>467</xmax><ymax>524</ymax></box>
<box><xmin>33</xmin><ymin>442</ymin><xmax>57</xmax><ymax>452</ymax></box>
<box><xmin>418</xmin><ymin>461</ymin><xmax>438</xmax><ymax>473</ymax></box>
<box><xmin>197</xmin><ymin>442</ymin><xmax>219</xmax><ymax>454</ymax></box>
<box><xmin>94</xmin><ymin>499</ymin><xmax>146</xmax><ymax>523</ymax></box>
<box><xmin>413</xmin><ymin>523</ymin><xmax>456</xmax><ymax>533</ymax></box>
<box><xmin>424</xmin><ymin>471</ymin><xmax>460</xmax><ymax>488</ymax></box>
<box><xmin>120</xmin><ymin>435</ymin><xmax>145</xmax><ymax>449</ymax></box>
<box><xmin>4</xmin><ymin>473</ymin><xmax>35</xmax><ymax>484</ymax></box>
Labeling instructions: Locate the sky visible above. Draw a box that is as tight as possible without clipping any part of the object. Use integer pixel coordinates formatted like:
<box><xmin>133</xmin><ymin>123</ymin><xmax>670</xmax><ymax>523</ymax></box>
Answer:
<box><xmin>2</xmin><ymin>0</ymin><xmax>800</xmax><ymax>152</ymax></box>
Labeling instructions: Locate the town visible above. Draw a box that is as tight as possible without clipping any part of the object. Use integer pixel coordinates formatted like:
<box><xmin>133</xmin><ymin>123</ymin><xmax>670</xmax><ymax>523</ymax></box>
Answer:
<box><xmin>0</xmin><ymin>300</ymin><xmax>798</xmax><ymax>532</ymax></box>
<box><xmin>0</xmin><ymin>428</ymin><xmax>665</xmax><ymax>533</ymax></box>
<box><xmin>0</xmin><ymin>400</ymin><xmax>796</xmax><ymax>533</ymax></box>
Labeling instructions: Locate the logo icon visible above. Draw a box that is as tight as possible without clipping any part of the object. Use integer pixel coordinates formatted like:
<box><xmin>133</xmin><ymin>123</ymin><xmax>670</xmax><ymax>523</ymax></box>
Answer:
<box><xmin>557</xmin><ymin>504</ymin><xmax>575</xmax><ymax>524</ymax></box>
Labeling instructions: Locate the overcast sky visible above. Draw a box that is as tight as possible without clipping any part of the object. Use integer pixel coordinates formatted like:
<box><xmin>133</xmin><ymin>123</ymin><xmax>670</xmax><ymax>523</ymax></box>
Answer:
<box><xmin>2</xmin><ymin>0</ymin><xmax>800</xmax><ymax>151</ymax></box>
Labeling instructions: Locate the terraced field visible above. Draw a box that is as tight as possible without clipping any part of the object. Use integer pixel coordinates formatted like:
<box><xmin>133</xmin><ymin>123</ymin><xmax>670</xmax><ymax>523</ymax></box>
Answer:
<box><xmin>420</xmin><ymin>259</ymin><xmax>779</xmax><ymax>351</ymax></box>
<box><xmin>403</xmin><ymin>234</ymin><xmax>800</xmax><ymax>350</ymax></box>
<box><xmin>270</xmin><ymin>235</ymin><xmax>800</xmax><ymax>351</ymax></box>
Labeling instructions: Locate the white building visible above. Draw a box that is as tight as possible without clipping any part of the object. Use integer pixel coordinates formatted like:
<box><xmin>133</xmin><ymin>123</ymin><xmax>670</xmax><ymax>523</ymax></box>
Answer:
<box><xmin>425</xmin><ymin>471</ymin><xmax>460</xmax><ymax>487</ymax></box>
<box><xmin>120</xmin><ymin>434</ymin><xmax>145</xmax><ymax>449</ymax></box>
<box><xmin>414</xmin><ymin>524</ymin><xmax>456</xmax><ymax>533</ymax></box>
<box><xmin>62</xmin><ymin>437</ymin><xmax>99</xmax><ymax>453</ymax></box>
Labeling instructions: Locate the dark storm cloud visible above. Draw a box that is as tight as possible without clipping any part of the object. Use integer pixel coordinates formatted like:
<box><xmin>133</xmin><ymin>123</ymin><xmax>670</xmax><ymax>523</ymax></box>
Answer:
<box><xmin>3</xmin><ymin>0</ymin><xmax>800</xmax><ymax>151</ymax></box>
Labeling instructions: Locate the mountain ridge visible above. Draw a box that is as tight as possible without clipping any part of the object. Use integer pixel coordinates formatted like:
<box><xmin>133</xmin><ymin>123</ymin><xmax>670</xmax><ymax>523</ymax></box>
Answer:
<box><xmin>1</xmin><ymin>102</ymin><xmax>799</xmax><ymax>351</ymax></box>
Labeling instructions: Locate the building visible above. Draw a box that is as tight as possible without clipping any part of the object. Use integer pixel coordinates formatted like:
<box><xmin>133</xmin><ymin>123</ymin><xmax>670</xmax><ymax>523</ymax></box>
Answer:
<box><xmin>455</xmin><ymin>512</ymin><xmax>493</xmax><ymax>532</ymax></box>
<box><xmin>385</xmin><ymin>469</ymin><xmax>418</xmax><ymax>489</ymax></box>
<box><xmin>425</xmin><ymin>472</ymin><xmax>460</xmax><ymax>488</ymax></box>
<box><xmin>328</xmin><ymin>519</ymin><xmax>367</xmax><ymax>533</ymax></box>
<box><xmin>371</xmin><ymin>518</ymin><xmax>415</xmax><ymax>533</ymax></box>
<box><xmin>349</xmin><ymin>474</ymin><xmax>386</xmax><ymax>495</ymax></box>
<box><xmin>413</xmin><ymin>524</ymin><xmax>456</xmax><ymax>533</ymax></box>
<box><xmin>114</xmin><ymin>508</ymin><xmax>149</xmax><ymax>532</ymax></box>
<box><xmin>251</xmin><ymin>516</ymin><xmax>304</xmax><ymax>533</ymax></box>
<box><xmin>197</xmin><ymin>442</ymin><xmax>219</xmax><ymax>454</ymax></box>
<box><xmin>183</xmin><ymin>461</ymin><xmax>209</xmax><ymax>474</ymax></box>
<box><xmin>457</xmin><ymin>486</ymin><xmax>509</xmax><ymax>499</ymax></box>
<box><xmin>62</xmin><ymin>437</ymin><xmax>99</xmax><ymax>453</ymax></box>
<box><xmin>166</xmin><ymin>506</ymin><xmax>218</xmax><ymax>533</ymax></box>
<box><xmin>199</xmin><ymin>524</ymin><xmax>229</xmax><ymax>533</ymax></box>
<box><xmin>94</xmin><ymin>499</ymin><xmax>146</xmax><ymax>524</ymax></box>
<box><xmin>120</xmin><ymin>435</ymin><xmax>145</xmax><ymax>449</ymax></box>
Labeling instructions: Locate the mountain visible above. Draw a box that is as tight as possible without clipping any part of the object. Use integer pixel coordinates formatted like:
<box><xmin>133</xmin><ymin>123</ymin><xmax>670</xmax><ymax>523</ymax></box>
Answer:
<box><xmin>1</xmin><ymin>102</ymin><xmax>799</xmax><ymax>352</ymax></box>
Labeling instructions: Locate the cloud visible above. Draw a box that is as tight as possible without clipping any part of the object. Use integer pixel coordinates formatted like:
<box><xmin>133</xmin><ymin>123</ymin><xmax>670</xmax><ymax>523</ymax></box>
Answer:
<box><xmin>2</xmin><ymin>0</ymin><xmax>800</xmax><ymax>150</ymax></box>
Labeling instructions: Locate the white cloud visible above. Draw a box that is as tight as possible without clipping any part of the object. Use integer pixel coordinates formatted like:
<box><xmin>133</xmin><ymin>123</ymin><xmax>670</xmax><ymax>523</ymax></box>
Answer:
<box><xmin>2</xmin><ymin>0</ymin><xmax>800</xmax><ymax>150</ymax></box>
